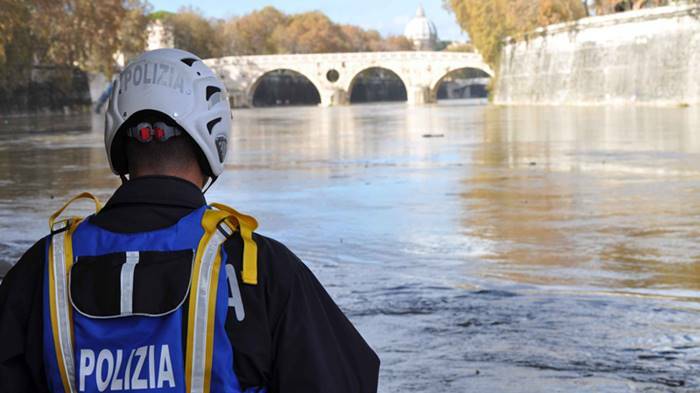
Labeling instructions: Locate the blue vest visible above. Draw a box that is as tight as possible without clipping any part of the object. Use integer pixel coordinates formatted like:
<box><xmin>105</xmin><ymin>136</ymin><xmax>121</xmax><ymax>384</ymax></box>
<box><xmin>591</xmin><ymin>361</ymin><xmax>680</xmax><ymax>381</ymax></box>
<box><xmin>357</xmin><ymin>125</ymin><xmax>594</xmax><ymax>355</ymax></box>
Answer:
<box><xmin>42</xmin><ymin>193</ymin><xmax>264</xmax><ymax>393</ymax></box>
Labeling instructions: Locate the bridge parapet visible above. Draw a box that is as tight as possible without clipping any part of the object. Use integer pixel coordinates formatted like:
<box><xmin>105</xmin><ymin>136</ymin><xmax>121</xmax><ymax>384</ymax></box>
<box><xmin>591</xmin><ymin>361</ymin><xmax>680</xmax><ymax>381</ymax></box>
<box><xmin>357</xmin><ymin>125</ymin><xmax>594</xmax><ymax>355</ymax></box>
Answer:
<box><xmin>204</xmin><ymin>51</ymin><xmax>493</xmax><ymax>107</ymax></box>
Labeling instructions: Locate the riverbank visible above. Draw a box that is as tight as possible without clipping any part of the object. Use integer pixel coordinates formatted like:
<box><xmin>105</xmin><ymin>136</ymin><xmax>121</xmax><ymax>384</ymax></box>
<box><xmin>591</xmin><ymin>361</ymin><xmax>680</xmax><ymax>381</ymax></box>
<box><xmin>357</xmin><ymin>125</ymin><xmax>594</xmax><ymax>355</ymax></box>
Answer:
<box><xmin>495</xmin><ymin>3</ymin><xmax>700</xmax><ymax>106</ymax></box>
<box><xmin>0</xmin><ymin>66</ymin><xmax>93</xmax><ymax>116</ymax></box>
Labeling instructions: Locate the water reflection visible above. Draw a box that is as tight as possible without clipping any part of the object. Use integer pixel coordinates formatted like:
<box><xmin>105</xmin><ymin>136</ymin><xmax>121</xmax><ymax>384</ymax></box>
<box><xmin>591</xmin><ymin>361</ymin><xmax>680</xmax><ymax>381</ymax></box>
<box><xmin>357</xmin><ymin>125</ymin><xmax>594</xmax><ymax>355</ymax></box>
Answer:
<box><xmin>463</xmin><ymin>105</ymin><xmax>700</xmax><ymax>293</ymax></box>
<box><xmin>0</xmin><ymin>114</ymin><xmax>118</xmax><ymax>276</ymax></box>
<box><xmin>3</xmin><ymin>102</ymin><xmax>700</xmax><ymax>390</ymax></box>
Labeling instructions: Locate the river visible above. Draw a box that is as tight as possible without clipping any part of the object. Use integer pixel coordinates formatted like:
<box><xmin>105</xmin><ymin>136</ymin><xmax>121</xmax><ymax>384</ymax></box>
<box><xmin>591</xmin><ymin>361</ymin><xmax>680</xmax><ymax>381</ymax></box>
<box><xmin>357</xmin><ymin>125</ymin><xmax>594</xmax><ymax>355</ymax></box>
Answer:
<box><xmin>1</xmin><ymin>101</ymin><xmax>700</xmax><ymax>392</ymax></box>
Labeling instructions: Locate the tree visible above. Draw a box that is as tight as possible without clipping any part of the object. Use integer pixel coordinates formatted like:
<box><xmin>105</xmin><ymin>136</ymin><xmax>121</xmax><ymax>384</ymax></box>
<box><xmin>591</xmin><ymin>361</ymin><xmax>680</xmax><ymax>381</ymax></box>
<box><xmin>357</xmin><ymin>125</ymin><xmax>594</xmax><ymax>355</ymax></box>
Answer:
<box><xmin>272</xmin><ymin>12</ymin><xmax>350</xmax><ymax>54</ymax></box>
<box><xmin>0</xmin><ymin>0</ymin><xmax>148</xmax><ymax>80</ymax></box>
<box><xmin>163</xmin><ymin>7</ymin><xmax>222</xmax><ymax>59</ymax></box>
<box><xmin>212</xmin><ymin>6</ymin><xmax>421</xmax><ymax>56</ymax></box>
<box><xmin>339</xmin><ymin>24</ymin><xmax>374</xmax><ymax>51</ymax></box>
<box><xmin>445</xmin><ymin>42</ymin><xmax>476</xmax><ymax>52</ymax></box>
<box><xmin>375</xmin><ymin>35</ymin><xmax>415</xmax><ymax>51</ymax></box>
<box><xmin>0</xmin><ymin>0</ymin><xmax>26</xmax><ymax>64</ymax></box>
<box><xmin>447</xmin><ymin>0</ymin><xmax>507</xmax><ymax>67</ymax></box>
<box><xmin>219</xmin><ymin>7</ymin><xmax>287</xmax><ymax>55</ymax></box>
<box><xmin>446</xmin><ymin>0</ymin><xmax>586</xmax><ymax>68</ymax></box>
<box><xmin>28</xmin><ymin>0</ymin><xmax>149</xmax><ymax>73</ymax></box>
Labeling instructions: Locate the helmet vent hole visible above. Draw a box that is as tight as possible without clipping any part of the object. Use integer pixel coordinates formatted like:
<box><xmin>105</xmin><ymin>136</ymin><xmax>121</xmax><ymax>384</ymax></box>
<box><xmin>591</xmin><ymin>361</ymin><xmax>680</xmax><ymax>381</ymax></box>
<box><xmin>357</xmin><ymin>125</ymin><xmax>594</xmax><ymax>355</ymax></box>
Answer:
<box><xmin>123</xmin><ymin>112</ymin><xmax>127</xmax><ymax>117</ymax></box>
<box><xmin>206</xmin><ymin>117</ymin><xmax>222</xmax><ymax>135</ymax></box>
<box><xmin>206</xmin><ymin>86</ymin><xmax>221</xmax><ymax>101</ymax></box>
<box><xmin>180</xmin><ymin>58</ymin><xmax>197</xmax><ymax>67</ymax></box>
<box><xmin>197</xmin><ymin>72</ymin><xmax>201</xmax><ymax>76</ymax></box>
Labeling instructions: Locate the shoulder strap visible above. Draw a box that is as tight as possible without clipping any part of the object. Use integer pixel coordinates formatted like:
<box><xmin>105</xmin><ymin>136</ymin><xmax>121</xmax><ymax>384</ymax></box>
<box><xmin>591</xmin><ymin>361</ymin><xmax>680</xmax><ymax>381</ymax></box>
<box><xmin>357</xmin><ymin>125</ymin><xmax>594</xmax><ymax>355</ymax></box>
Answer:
<box><xmin>46</xmin><ymin>193</ymin><xmax>101</xmax><ymax>393</ymax></box>
<box><xmin>185</xmin><ymin>203</ymin><xmax>259</xmax><ymax>393</ymax></box>
<box><xmin>208</xmin><ymin>202</ymin><xmax>259</xmax><ymax>285</ymax></box>
<box><xmin>48</xmin><ymin>192</ymin><xmax>102</xmax><ymax>231</ymax></box>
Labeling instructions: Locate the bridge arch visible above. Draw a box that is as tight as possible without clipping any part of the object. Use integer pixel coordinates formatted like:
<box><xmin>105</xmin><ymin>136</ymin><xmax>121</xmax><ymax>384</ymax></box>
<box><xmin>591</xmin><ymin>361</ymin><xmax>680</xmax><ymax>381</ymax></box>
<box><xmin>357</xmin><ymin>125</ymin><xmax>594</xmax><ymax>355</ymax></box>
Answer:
<box><xmin>206</xmin><ymin>52</ymin><xmax>496</xmax><ymax>107</ymax></box>
<box><xmin>430</xmin><ymin>66</ymin><xmax>492</xmax><ymax>101</ymax></box>
<box><xmin>346</xmin><ymin>66</ymin><xmax>409</xmax><ymax>104</ymax></box>
<box><xmin>248</xmin><ymin>68</ymin><xmax>323</xmax><ymax>107</ymax></box>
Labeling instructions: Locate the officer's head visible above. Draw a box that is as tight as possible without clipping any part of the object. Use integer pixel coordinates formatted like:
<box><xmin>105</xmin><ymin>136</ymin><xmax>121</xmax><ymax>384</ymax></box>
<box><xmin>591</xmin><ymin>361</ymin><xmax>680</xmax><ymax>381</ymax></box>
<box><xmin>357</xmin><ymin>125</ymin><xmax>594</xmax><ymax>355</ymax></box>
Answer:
<box><xmin>104</xmin><ymin>48</ymin><xmax>232</xmax><ymax>188</ymax></box>
<box><xmin>119</xmin><ymin>111</ymin><xmax>210</xmax><ymax>186</ymax></box>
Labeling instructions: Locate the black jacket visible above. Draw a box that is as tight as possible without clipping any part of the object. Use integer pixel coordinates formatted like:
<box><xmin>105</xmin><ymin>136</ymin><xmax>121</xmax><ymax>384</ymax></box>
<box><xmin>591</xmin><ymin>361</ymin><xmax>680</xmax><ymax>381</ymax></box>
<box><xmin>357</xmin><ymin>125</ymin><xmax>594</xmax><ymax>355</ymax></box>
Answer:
<box><xmin>0</xmin><ymin>176</ymin><xmax>379</xmax><ymax>392</ymax></box>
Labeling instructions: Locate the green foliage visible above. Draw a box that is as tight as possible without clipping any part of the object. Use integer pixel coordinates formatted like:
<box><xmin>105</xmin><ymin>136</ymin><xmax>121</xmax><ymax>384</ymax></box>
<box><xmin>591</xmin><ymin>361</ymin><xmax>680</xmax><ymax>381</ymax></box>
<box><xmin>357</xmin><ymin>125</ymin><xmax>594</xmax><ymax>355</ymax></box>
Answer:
<box><xmin>148</xmin><ymin>10</ymin><xmax>174</xmax><ymax>20</ymax></box>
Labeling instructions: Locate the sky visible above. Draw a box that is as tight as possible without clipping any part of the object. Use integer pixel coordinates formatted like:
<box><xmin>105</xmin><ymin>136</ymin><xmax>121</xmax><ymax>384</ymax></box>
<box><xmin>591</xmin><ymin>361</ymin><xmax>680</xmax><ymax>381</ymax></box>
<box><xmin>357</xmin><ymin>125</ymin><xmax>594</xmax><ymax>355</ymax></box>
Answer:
<box><xmin>148</xmin><ymin>0</ymin><xmax>468</xmax><ymax>42</ymax></box>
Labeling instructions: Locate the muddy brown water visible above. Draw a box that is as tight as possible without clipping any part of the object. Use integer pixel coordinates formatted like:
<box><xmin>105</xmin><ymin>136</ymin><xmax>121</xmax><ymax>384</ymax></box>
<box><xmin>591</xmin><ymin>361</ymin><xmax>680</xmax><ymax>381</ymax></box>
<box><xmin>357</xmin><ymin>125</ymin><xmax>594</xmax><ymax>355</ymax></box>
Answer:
<box><xmin>2</xmin><ymin>101</ymin><xmax>700</xmax><ymax>391</ymax></box>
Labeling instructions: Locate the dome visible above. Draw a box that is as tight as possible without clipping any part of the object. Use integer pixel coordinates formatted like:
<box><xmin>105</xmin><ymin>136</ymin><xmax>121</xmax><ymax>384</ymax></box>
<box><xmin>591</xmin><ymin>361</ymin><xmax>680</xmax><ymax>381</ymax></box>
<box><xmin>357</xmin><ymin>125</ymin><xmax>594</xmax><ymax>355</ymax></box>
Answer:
<box><xmin>403</xmin><ymin>5</ymin><xmax>438</xmax><ymax>51</ymax></box>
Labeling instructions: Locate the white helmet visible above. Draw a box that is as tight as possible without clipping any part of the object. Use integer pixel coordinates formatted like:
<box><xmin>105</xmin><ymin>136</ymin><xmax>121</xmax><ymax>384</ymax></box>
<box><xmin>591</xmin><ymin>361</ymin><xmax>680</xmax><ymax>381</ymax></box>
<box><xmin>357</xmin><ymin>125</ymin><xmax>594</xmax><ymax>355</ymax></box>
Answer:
<box><xmin>105</xmin><ymin>48</ymin><xmax>231</xmax><ymax>178</ymax></box>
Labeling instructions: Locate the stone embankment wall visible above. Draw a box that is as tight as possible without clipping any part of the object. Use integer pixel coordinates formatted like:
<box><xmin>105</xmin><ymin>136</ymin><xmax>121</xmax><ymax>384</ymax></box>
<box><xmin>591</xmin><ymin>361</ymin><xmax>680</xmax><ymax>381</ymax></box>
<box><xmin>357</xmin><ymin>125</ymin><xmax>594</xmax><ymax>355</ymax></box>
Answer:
<box><xmin>494</xmin><ymin>3</ymin><xmax>700</xmax><ymax>106</ymax></box>
<box><xmin>0</xmin><ymin>66</ymin><xmax>92</xmax><ymax>116</ymax></box>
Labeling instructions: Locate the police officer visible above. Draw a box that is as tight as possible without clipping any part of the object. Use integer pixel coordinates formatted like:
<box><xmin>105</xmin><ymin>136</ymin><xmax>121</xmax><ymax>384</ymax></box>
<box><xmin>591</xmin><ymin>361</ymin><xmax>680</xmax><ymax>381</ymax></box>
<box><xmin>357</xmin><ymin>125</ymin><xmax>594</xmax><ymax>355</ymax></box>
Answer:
<box><xmin>0</xmin><ymin>48</ymin><xmax>380</xmax><ymax>392</ymax></box>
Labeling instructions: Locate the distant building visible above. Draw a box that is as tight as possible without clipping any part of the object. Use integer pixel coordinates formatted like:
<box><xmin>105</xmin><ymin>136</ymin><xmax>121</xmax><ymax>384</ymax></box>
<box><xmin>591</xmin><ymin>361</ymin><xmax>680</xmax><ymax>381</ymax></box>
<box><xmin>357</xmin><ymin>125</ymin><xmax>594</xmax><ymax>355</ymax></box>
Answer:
<box><xmin>147</xmin><ymin>20</ymin><xmax>174</xmax><ymax>51</ymax></box>
<box><xmin>404</xmin><ymin>5</ymin><xmax>438</xmax><ymax>51</ymax></box>
<box><xmin>112</xmin><ymin>20</ymin><xmax>173</xmax><ymax>68</ymax></box>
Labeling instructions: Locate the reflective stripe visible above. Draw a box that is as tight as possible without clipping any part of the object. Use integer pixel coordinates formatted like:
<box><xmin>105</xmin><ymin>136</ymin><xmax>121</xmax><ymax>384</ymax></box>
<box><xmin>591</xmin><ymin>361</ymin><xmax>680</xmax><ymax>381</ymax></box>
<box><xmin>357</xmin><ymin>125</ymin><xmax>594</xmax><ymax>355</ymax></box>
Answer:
<box><xmin>226</xmin><ymin>264</ymin><xmax>245</xmax><ymax>321</ymax></box>
<box><xmin>49</xmin><ymin>229</ymin><xmax>77</xmax><ymax>393</ymax></box>
<box><xmin>120</xmin><ymin>251</ymin><xmax>140</xmax><ymax>314</ymax></box>
<box><xmin>187</xmin><ymin>219</ymin><xmax>232</xmax><ymax>393</ymax></box>
<box><xmin>46</xmin><ymin>193</ymin><xmax>101</xmax><ymax>393</ymax></box>
<box><xmin>204</xmin><ymin>225</ymin><xmax>231</xmax><ymax>392</ymax></box>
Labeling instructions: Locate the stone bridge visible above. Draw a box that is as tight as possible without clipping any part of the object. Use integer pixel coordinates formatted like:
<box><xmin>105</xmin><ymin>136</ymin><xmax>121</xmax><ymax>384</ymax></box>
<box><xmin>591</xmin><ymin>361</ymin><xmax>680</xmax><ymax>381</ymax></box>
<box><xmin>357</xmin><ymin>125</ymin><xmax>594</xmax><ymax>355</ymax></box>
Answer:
<box><xmin>203</xmin><ymin>51</ymin><xmax>493</xmax><ymax>107</ymax></box>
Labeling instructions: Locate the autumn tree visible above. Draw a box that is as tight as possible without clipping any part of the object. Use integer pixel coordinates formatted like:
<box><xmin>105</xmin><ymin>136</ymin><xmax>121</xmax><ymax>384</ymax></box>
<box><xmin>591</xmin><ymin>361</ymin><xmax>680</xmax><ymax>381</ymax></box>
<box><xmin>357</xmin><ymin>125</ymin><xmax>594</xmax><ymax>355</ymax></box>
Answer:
<box><xmin>339</xmin><ymin>24</ymin><xmax>376</xmax><ymax>51</ymax></box>
<box><xmin>445</xmin><ymin>42</ymin><xmax>476</xmax><ymax>52</ymax></box>
<box><xmin>271</xmin><ymin>12</ymin><xmax>351</xmax><ymax>54</ymax></box>
<box><xmin>447</xmin><ymin>0</ymin><xmax>586</xmax><ymax>68</ymax></box>
<box><xmin>216</xmin><ymin>6</ymin><xmax>415</xmax><ymax>56</ymax></box>
<box><xmin>219</xmin><ymin>7</ymin><xmax>287</xmax><ymax>55</ymax></box>
<box><xmin>1</xmin><ymin>0</ymin><xmax>149</xmax><ymax>74</ymax></box>
<box><xmin>160</xmin><ymin>7</ymin><xmax>222</xmax><ymax>59</ymax></box>
<box><xmin>0</xmin><ymin>0</ymin><xmax>149</xmax><ymax>92</ymax></box>
<box><xmin>369</xmin><ymin>34</ymin><xmax>415</xmax><ymax>51</ymax></box>
<box><xmin>0</xmin><ymin>0</ymin><xmax>27</xmax><ymax>64</ymax></box>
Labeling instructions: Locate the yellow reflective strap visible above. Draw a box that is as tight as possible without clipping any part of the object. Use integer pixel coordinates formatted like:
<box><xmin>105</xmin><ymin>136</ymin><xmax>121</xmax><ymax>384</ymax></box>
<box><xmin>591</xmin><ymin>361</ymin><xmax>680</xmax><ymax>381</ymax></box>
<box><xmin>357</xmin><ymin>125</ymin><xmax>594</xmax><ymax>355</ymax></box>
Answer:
<box><xmin>187</xmin><ymin>209</ymin><xmax>230</xmax><ymax>392</ymax></box>
<box><xmin>203</xmin><ymin>241</ymin><xmax>223</xmax><ymax>393</ymax></box>
<box><xmin>48</xmin><ymin>236</ymin><xmax>69</xmax><ymax>392</ymax></box>
<box><xmin>209</xmin><ymin>203</ymin><xmax>258</xmax><ymax>230</ymax></box>
<box><xmin>48</xmin><ymin>218</ymin><xmax>81</xmax><ymax>393</ymax></box>
<box><xmin>48</xmin><ymin>192</ymin><xmax>102</xmax><ymax>230</ymax></box>
<box><xmin>209</xmin><ymin>203</ymin><xmax>259</xmax><ymax>285</ymax></box>
<box><xmin>186</xmin><ymin>205</ymin><xmax>259</xmax><ymax>391</ymax></box>
<box><xmin>238</xmin><ymin>224</ymin><xmax>258</xmax><ymax>285</ymax></box>
<box><xmin>186</xmin><ymin>224</ymin><xmax>212</xmax><ymax>392</ymax></box>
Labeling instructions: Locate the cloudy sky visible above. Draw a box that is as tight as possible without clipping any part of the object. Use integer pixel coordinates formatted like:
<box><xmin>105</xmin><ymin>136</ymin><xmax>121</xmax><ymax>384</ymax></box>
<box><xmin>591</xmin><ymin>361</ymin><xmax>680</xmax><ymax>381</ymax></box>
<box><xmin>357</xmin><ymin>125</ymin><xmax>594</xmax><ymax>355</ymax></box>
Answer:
<box><xmin>148</xmin><ymin>0</ymin><xmax>468</xmax><ymax>41</ymax></box>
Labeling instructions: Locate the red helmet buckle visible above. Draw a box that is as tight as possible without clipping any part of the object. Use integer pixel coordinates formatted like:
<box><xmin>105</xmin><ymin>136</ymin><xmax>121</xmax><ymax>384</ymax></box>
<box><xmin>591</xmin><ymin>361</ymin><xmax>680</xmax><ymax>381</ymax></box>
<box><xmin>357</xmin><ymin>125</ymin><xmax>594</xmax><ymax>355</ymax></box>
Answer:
<box><xmin>154</xmin><ymin>127</ymin><xmax>165</xmax><ymax>141</ymax></box>
<box><xmin>139</xmin><ymin>126</ymin><xmax>152</xmax><ymax>142</ymax></box>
